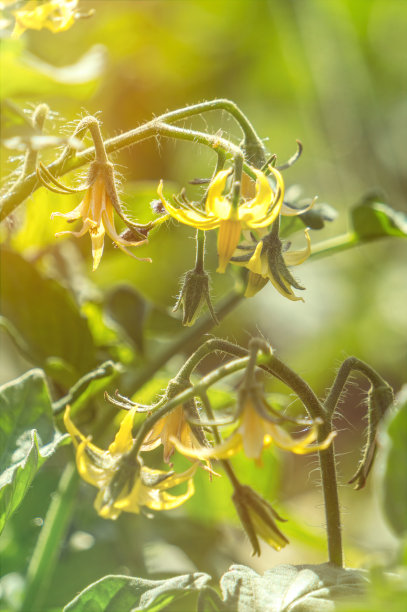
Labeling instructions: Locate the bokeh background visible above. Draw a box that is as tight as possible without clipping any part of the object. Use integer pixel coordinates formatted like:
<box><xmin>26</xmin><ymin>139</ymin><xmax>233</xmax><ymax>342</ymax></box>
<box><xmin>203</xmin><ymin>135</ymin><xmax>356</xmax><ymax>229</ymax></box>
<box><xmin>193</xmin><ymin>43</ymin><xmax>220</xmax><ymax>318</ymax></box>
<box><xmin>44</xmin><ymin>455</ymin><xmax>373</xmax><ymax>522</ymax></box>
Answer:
<box><xmin>1</xmin><ymin>0</ymin><xmax>406</xmax><ymax>609</ymax></box>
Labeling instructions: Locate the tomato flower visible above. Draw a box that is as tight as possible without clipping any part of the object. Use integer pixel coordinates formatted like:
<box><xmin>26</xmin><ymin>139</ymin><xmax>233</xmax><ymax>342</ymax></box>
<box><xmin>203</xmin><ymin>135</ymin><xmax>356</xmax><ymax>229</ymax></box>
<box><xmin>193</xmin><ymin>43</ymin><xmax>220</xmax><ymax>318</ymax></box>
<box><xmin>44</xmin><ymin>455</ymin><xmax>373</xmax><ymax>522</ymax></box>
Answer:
<box><xmin>158</xmin><ymin>165</ymin><xmax>285</xmax><ymax>273</ymax></box>
<box><xmin>64</xmin><ymin>406</ymin><xmax>196</xmax><ymax>519</ymax></box>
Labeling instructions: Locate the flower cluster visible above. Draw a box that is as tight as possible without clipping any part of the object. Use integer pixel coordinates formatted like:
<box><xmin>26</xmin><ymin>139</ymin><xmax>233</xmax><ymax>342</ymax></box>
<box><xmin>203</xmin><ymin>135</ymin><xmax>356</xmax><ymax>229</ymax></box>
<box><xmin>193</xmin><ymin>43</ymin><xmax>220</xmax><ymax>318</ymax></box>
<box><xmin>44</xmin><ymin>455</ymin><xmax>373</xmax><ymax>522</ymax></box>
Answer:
<box><xmin>64</xmin><ymin>406</ymin><xmax>196</xmax><ymax>519</ymax></box>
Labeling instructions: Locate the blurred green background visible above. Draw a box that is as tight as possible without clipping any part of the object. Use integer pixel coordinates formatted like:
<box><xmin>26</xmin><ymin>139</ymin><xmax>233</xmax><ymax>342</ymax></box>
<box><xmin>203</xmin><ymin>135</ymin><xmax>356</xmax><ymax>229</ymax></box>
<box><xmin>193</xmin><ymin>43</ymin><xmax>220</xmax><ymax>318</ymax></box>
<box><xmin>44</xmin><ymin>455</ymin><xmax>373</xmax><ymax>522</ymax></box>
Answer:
<box><xmin>1</xmin><ymin>0</ymin><xmax>406</xmax><ymax>609</ymax></box>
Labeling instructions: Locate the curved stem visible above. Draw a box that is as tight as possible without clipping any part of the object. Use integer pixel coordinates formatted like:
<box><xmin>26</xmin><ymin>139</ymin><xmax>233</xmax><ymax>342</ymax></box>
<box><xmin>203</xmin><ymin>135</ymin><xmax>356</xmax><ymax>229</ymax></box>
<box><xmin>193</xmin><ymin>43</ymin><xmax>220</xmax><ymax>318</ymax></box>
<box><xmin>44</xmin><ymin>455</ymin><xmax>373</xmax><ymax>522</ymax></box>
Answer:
<box><xmin>1</xmin><ymin>107</ymin><xmax>256</xmax><ymax>221</ymax></box>
<box><xmin>324</xmin><ymin>356</ymin><xmax>390</xmax><ymax>419</ymax></box>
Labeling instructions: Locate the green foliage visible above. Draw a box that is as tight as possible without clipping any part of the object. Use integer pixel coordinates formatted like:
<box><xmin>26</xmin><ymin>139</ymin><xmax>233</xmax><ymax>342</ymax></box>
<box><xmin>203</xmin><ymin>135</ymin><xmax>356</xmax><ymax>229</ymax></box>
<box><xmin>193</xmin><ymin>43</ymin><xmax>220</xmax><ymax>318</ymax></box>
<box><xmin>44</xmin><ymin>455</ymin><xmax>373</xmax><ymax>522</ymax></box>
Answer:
<box><xmin>63</xmin><ymin>572</ymin><xmax>214</xmax><ymax>612</ymax></box>
<box><xmin>351</xmin><ymin>197</ymin><xmax>407</xmax><ymax>241</ymax></box>
<box><xmin>0</xmin><ymin>369</ymin><xmax>66</xmax><ymax>535</ymax></box>
<box><xmin>63</xmin><ymin>563</ymin><xmax>367</xmax><ymax>612</ymax></box>
<box><xmin>377</xmin><ymin>387</ymin><xmax>407</xmax><ymax>538</ymax></box>
<box><xmin>0</xmin><ymin>249</ymin><xmax>97</xmax><ymax>384</ymax></box>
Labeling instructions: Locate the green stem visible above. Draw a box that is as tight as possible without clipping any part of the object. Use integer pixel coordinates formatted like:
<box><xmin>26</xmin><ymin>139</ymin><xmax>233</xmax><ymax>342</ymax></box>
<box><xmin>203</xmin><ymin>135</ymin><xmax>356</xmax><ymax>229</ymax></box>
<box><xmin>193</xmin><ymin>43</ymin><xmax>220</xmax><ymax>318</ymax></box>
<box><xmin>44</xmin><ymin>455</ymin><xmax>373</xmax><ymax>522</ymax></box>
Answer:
<box><xmin>310</xmin><ymin>232</ymin><xmax>359</xmax><ymax>261</ymax></box>
<box><xmin>1</xmin><ymin>103</ymin><xmax>258</xmax><ymax>221</ymax></box>
<box><xmin>19</xmin><ymin>463</ymin><xmax>78</xmax><ymax>612</ymax></box>
<box><xmin>262</xmin><ymin>354</ymin><xmax>342</xmax><ymax>566</ymax></box>
<box><xmin>195</xmin><ymin>229</ymin><xmax>205</xmax><ymax>273</ymax></box>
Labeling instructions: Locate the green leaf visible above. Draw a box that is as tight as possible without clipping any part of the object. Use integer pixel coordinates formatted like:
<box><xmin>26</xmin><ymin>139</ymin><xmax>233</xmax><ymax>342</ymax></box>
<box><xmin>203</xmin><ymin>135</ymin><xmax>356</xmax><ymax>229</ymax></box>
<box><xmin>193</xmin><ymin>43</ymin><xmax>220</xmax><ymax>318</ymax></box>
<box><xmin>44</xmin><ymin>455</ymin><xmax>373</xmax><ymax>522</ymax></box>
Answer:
<box><xmin>0</xmin><ymin>249</ymin><xmax>97</xmax><ymax>383</ymax></box>
<box><xmin>218</xmin><ymin>563</ymin><xmax>367</xmax><ymax>612</ymax></box>
<box><xmin>377</xmin><ymin>386</ymin><xmax>407</xmax><ymax>537</ymax></box>
<box><xmin>0</xmin><ymin>369</ymin><xmax>67</xmax><ymax>535</ymax></box>
<box><xmin>63</xmin><ymin>572</ymin><xmax>213</xmax><ymax>612</ymax></box>
<box><xmin>351</xmin><ymin>197</ymin><xmax>407</xmax><ymax>241</ymax></box>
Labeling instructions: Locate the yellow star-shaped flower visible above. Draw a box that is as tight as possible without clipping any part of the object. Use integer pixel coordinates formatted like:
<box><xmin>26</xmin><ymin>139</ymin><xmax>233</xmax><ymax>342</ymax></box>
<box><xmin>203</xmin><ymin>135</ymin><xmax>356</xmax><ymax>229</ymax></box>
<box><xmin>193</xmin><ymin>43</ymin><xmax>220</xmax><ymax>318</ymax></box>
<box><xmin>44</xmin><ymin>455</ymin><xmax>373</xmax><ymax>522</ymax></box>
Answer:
<box><xmin>158</xmin><ymin>165</ymin><xmax>285</xmax><ymax>272</ymax></box>
<box><xmin>64</xmin><ymin>406</ymin><xmax>196</xmax><ymax>519</ymax></box>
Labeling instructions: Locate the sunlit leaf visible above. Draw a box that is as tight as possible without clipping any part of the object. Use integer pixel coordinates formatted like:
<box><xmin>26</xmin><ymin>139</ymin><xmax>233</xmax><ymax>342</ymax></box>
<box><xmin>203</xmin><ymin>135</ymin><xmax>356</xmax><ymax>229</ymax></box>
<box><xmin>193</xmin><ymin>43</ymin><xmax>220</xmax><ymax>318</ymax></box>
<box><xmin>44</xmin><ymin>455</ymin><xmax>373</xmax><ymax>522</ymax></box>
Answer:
<box><xmin>351</xmin><ymin>197</ymin><xmax>407</xmax><ymax>241</ymax></box>
<box><xmin>0</xmin><ymin>369</ymin><xmax>67</xmax><ymax>535</ymax></box>
<box><xmin>377</xmin><ymin>386</ymin><xmax>407</xmax><ymax>538</ymax></box>
<box><xmin>218</xmin><ymin>563</ymin><xmax>367</xmax><ymax>611</ymax></box>
<box><xmin>63</xmin><ymin>572</ymin><xmax>213</xmax><ymax>612</ymax></box>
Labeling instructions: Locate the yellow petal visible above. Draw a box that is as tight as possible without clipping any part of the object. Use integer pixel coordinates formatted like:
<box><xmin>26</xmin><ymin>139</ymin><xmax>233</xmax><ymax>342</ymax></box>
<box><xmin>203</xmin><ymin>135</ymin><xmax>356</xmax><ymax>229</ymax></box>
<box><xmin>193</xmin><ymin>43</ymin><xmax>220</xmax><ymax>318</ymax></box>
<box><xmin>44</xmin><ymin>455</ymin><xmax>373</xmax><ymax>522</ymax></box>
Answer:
<box><xmin>171</xmin><ymin>433</ymin><xmax>242</xmax><ymax>460</ymax></box>
<box><xmin>89</xmin><ymin>224</ymin><xmax>105</xmax><ymax>271</ymax></box>
<box><xmin>266</xmin><ymin>423</ymin><xmax>336</xmax><ymax>455</ymax></box>
<box><xmin>75</xmin><ymin>439</ymin><xmax>111</xmax><ymax>488</ymax></box>
<box><xmin>63</xmin><ymin>406</ymin><xmax>104</xmax><ymax>456</ymax></box>
<box><xmin>244</xmin><ymin>272</ymin><xmax>268</xmax><ymax>298</ymax></box>
<box><xmin>238</xmin><ymin>402</ymin><xmax>268</xmax><ymax>460</ymax></box>
<box><xmin>157</xmin><ymin>181</ymin><xmax>217</xmax><ymax>229</ymax></box>
<box><xmin>284</xmin><ymin>229</ymin><xmax>311</xmax><ymax>267</ymax></box>
<box><xmin>155</xmin><ymin>462</ymin><xmax>198</xmax><ymax>490</ymax></box>
<box><xmin>205</xmin><ymin>169</ymin><xmax>232</xmax><ymax>215</ymax></box>
<box><xmin>245</xmin><ymin>168</ymin><xmax>274</xmax><ymax>210</ymax></box>
<box><xmin>245</xmin><ymin>242</ymin><xmax>264</xmax><ymax>276</ymax></box>
<box><xmin>108</xmin><ymin>408</ymin><xmax>137</xmax><ymax>455</ymax></box>
<box><xmin>217</xmin><ymin>219</ymin><xmax>242</xmax><ymax>273</ymax></box>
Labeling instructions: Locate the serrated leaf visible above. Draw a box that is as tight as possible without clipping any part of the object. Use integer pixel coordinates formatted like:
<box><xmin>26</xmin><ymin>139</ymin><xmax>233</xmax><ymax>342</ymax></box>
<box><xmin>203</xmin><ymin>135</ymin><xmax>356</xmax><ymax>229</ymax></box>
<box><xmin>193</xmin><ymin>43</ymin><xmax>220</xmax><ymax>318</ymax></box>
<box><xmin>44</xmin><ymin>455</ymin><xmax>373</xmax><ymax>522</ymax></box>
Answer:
<box><xmin>63</xmin><ymin>572</ymin><xmax>213</xmax><ymax>612</ymax></box>
<box><xmin>351</xmin><ymin>198</ymin><xmax>407</xmax><ymax>241</ymax></box>
<box><xmin>377</xmin><ymin>386</ymin><xmax>407</xmax><ymax>537</ymax></box>
<box><xmin>219</xmin><ymin>563</ymin><xmax>367</xmax><ymax>612</ymax></box>
<box><xmin>0</xmin><ymin>369</ymin><xmax>67</xmax><ymax>534</ymax></box>
<box><xmin>0</xmin><ymin>249</ymin><xmax>97</xmax><ymax>383</ymax></box>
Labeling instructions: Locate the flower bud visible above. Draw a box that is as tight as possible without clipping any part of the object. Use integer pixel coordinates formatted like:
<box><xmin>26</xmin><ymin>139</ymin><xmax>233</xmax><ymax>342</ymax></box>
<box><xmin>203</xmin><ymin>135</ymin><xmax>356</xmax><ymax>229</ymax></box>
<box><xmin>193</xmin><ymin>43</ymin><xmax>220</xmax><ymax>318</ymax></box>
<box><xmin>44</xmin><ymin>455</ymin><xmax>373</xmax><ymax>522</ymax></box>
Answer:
<box><xmin>173</xmin><ymin>268</ymin><xmax>218</xmax><ymax>327</ymax></box>
<box><xmin>232</xmin><ymin>484</ymin><xmax>288</xmax><ymax>556</ymax></box>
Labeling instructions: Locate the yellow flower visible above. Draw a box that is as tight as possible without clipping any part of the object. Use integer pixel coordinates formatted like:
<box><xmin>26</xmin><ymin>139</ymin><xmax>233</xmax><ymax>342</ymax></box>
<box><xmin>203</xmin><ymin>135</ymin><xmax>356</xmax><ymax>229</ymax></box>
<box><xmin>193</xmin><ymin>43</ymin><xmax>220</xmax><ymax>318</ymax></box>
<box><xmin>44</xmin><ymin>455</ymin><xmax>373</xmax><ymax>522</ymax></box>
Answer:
<box><xmin>64</xmin><ymin>406</ymin><xmax>196</xmax><ymax>519</ymax></box>
<box><xmin>158</xmin><ymin>165</ymin><xmax>285</xmax><ymax>273</ymax></box>
<box><xmin>141</xmin><ymin>404</ymin><xmax>205</xmax><ymax>463</ymax></box>
<box><xmin>9</xmin><ymin>0</ymin><xmax>79</xmax><ymax>37</ymax></box>
<box><xmin>232</xmin><ymin>485</ymin><xmax>288</xmax><ymax>555</ymax></box>
<box><xmin>244</xmin><ymin>228</ymin><xmax>311</xmax><ymax>301</ymax></box>
<box><xmin>49</xmin><ymin>160</ymin><xmax>151</xmax><ymax>271</ymax></box>
<box><xmin>172</xmin><ymin>387</ymin><xmax>336</xmax><ymax>462</ymax></box>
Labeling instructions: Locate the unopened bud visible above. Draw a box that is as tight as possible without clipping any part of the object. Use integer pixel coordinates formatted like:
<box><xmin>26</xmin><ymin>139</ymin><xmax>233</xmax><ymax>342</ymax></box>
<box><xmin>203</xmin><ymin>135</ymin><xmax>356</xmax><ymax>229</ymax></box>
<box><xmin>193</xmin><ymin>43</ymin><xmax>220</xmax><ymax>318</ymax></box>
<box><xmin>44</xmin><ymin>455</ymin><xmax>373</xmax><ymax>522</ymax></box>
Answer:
<box><xmin>232</xmin><ymin>484</ymin><xmax>288</xmax><ymax>556</ymax></box>
<box><xmin>173</xmin><ymin>268</ymin><xmax>218</xmax><ymax>327</ymax></box>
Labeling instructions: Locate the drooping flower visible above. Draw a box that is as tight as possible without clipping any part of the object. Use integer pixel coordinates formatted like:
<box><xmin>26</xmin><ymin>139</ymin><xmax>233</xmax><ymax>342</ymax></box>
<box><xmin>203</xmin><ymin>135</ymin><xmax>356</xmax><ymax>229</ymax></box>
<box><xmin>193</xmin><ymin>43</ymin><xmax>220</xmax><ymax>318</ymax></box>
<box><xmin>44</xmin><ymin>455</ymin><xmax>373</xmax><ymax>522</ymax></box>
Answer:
<box><xmin>41</xmin><ymin>159</ymin><xmax>153</xmax><ymax>271</ymax></box>
<box><xmin>7</xmin><ymin>0</ymin><xmax>81</xmax><ymax>37</ymax></box>
<box><xmin>171</xmin><ymin>385</ymin><xmax>336</xmax><ymax>462</ymax></box>
<box><xmin>234</xmin><ymin>226</ymin><xmax>311</xmax><ymax>301</ymax></box>
<box><xmin>64</xmin><ymin>406</ymin><xmax>196</xmax><ymax>519</ymax></box>
<box><xmin>141</xmin><ymin>404</ymin><xmax>205</xmax><ymax>463</ymax></box>
<box><xmin>157</xmin><ymin>165</ymin><xmax>285</xmax><ymax>273</ymax></box>
<box><xmin>232</xmin><ymin>484</ymin><xmax>288</xmax><ymax>555</ymax></box>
